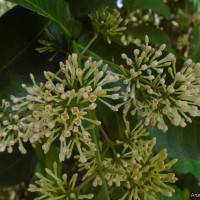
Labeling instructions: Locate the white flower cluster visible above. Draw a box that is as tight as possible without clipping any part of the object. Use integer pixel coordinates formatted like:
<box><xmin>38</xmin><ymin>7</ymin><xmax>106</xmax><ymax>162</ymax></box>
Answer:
<box><xmin>0</xmin><ymin>54</ymin><xmax>120</xmax><ymax>161</ymax></box>
<box><xmin>119</xmin><ymin>36</ymin><xmax>200</xmax><ymax>132</ymax></box>
<box><xmin>89</xmin><ymin>6</ymin><xmax>126</xmax><ymax>43</ymax></box>
<box><xmin>75</xmin><ymin>120</ymin><xmax>177</xmax><ymax>199</ymax></box>
<box><xmin>28</xmin><ymin>162</ymin><xmax>94</xmax><ymax>200</ymax></box>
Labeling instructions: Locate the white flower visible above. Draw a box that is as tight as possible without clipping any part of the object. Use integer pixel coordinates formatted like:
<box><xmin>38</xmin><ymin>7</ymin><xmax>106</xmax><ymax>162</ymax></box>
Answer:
<box><xmin>118</xmin><ymin>36</ymin><xmax>200</xmax><ymax>132</ymax></box>
<box><xmin>0</xmin><ymin>54</ymin><xmax>120</xmax><ymax>161</ymax></box>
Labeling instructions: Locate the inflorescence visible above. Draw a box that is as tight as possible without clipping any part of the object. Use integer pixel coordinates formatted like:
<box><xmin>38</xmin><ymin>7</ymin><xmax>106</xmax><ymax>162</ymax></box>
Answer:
<box><xmin>0</xmin><ymin>54</ymin><xmax>120</xmax><ymax>161</ymax></box>
<box><xmin>2</xmin><ymin>35</ymin><xmax>199</xmax><ymax>198</ymax></box>
<box><xmin>28</xmin><ymin>162</ymin><xmax>94</xmax><ymax>200</ymax></box>
<box><xmin>66</xmin><ymin>120</ymin><xmax>178</xmax><ymax>199</ymax></box>
<box><xmin>89</xmin><ymin>6</ymin><xmax>126</xmax><ymax>43</ymax></box>
<box><xmin>118</xmin><ymin>35</ymin><xmax>200</xmax><ymax>132</ymax></box>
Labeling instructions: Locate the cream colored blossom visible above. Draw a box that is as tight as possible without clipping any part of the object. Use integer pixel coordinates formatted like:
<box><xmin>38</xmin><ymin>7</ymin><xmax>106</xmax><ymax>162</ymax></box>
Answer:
<box><xmin>118</xmin><ymin>36</ymin><xmax>200</xmax><ymax>132</ymax></box>
<box><xmin>0</xmin><ymin>54</ymin><xmax>120</xmax><ymax>161</ymax></box>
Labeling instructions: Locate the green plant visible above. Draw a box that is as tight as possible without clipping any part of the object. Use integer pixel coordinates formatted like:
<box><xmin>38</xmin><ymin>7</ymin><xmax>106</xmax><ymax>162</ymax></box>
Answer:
<box><xmin>0</xmin><ymin>0</ymin><xmax>200</xmax><ymax>199</ymax></box>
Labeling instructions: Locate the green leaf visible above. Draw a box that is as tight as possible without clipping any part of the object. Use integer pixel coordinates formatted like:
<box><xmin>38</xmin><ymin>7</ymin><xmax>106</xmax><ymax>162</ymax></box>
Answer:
<box><xmin>69</xmin><ymin>0</ymin><xmax>116</xmax><ymax>18</ymax></box>
<box><xmin>193</xmin><ymin>0</ymin><xmax>200</xmax><ymax>13</ymax></box>
<box><xmin>9</xmin><ymin>0</ymin><xmax>81</xmax><ymax>38</ymax></box>
<box><xmin>94</xmin><ymin>187</ymin><xmax>109</xmax><ymax>200</ymax></box>
<box><xmin>148</xmin><ymin>118</ymin><xmax>200</xmax><ymax>160</ymax></box>
<box><xmin>35</xmin><ymin>144</ymin><xmax>61</xmax><ymax>178</ymax></box>
<box><xmin>191</xmin><ymin>161</ymin><xmax>200</xmax><ymax>182</ymax></box>
<box><xmin>0</xmin><ymin>145</ymin><xmax>35</xmax><ymax>187</ymax></box>
<box><xmin>189</xmin><ymin>25</ymin><xmax>200</xmax><ymax>61</ymax></box>
<box><xmin>45</xmin><ymin>145</ymin><xmax>61</xmax><ymax>176</ymax></box>
<box><xmin>0</xmin><ymin>6</ymin><xmax>48</xmax><ymax>73</ymax></box>
<box><xmin>174</xmin><ymin>160</ymin><xmax>200</xmax><ymax>182</ymax></box>
<box><xmin>173</xmin><ymin>160</ymin><xmax>193</xmax><ymax>174</ymax></box>
<box><xmin>0</xmin><ymin>6</ymin><xmax>66</xmax><ymax>99</ymax></box>
<box><xmin>130</xmin><ymin>0</ymin><xmax>171</xmax><ymax>19</ymax></box>
<box><xmin>34</xmin><ymin>145</ymin><xmax>46</xmax><ymax>175</ymax></box>
<box><xmin>111</xmin><ymin>187</ymin><xmax>126</xmax><ymax>200</ymax></box>
<box><xmin>127</xmin><ymin>25</ymin><xmax>173</xmax><ymax>52</ymax></box>
<box><xmin>97</xmin><ymin>102</ymin><xmax>125</xmax><ymax>141</ymax></box>
<box><xmin>77</xmin><ymin>35</ymin><xmax>139</xmax><ymax>73</ymax></box>
<box><xmin>189</xmin><ymin>0</ymin><xmax>200</xmax><ymax>60</ymax></box>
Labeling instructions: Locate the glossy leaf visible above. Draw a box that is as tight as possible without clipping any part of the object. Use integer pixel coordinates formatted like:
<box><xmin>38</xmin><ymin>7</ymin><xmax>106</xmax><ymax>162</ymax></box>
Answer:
<box><xmin>148</xmin><ymin>118</ymin><xmax>200</xmax><ymax>160</ymax></box>
<box><xmin>69</xmin><ymin>0</ymin><xmax>116</xmax><ymax>18</ymax></box>
<box><xmin>127</xmin><ymin>25</ymin><xmax>173</xmax><ymax>52</ymax></box>
<box><xmin>189</xmin><ymin>25</ymin><xmax>200</xmax><ymax>61</ymax></box>
<box><xmin>35</xmin><ymin>144</ymin><xmax>61</xmax><ymax>178</ymax></box>
<box><xmin>77</xmin><ymin>35</ymin><xmax>138</xmax><ymax>72</ymax></box>
<box><xmin>9</xmin><ymin>0</ymin><xmax>81</xmax><ymax>38</ymax></box>
<box><xmin>0</xmin><ymin>6</ymin><xmax>48</xmax><ymax>73</ymax></box>
<box><xmin>130</xmin><ymin>0</ymin><xmax>171</xmax><ymax>19</ymax></box>
<box><xmin>173</xmin><ymin>160</ymin><xmax>193</xmax><ymax>174</ymax></box>
<box><xmin>0</xmin><ymin>145</ymin><xmax>35</xmax><ymax>187</ymax></box>
<box><xmin>174</xmin><ymin>160</ymin><xmax>200</xmax><ymax>182</ymax></box>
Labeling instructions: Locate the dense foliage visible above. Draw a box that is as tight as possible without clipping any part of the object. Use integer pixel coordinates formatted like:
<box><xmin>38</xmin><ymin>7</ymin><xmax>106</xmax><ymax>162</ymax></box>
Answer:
<box><xmin>0</xmin><ymin>0</ymin><xmax>200</xmax><ymax>199</ymax></box>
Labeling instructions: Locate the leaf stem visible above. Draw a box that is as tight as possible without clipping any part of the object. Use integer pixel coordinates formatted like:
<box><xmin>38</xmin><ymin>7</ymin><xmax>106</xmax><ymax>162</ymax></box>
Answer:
<box><xmin>99</xmin><ymin>125</ymin><xmax>117</xmax><ymax>155</ymax></box>
<box><xmin>79</xmin><ymin>34</ymin><xmax>98</xmax><ymax>60</ymax></box>
<box><xmin>99</xmin><ymin>125</ymin><xmax>111</xmax><ymax>145</ymax></box>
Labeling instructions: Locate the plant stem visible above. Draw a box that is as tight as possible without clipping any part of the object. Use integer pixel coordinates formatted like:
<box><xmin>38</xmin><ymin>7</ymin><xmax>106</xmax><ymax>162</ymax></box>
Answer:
<box><xmin>89</xmin><ymin>113</ymin><xmax>110</xmax><ymax>199</ymax></box>
<box><xmin>79</xmin><ymin>34</ymin><xmax>98</xmax><ymax>60</ymax></box>
<box><xmin>99</xmin><ymin>125</ymin><xmax>117</xmax><ymax>155</ymax></box>
<box><xmin>99</xmin><ymin>125</ymin><xmax>111</xmax><ymax>144</ymax></box>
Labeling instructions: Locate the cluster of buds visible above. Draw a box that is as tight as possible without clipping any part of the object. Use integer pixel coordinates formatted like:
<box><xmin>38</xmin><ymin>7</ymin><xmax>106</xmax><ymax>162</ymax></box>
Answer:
<box><xmin>89</xmin><ymin>6</ymin><xmax>126</xmax><ymax>43</ymax></box>
<box><xmin>105</xmin><ymin>121</ymin><xmax>177</xmax><ymax>200</ymax></box>
<box><xmin>74</xmin><ymin>120</ymin><xmax>178</xmax><ymax>199</ymax></box>
<box><xmin>108</xmin><ymin>121</ymin><xmax>177</xmax><ymax>199</ymax></box>
<box><xmin>119</xmin><ymin>148</ymin><xmax>177</xmax><ymax>199</ymax></box>
<box><xmin>28</xmin><ymin>162</ymin><xmax>94</xmax><ymax>199</ymax></box>
<box><xmin>118</xmin><ymin>36</ymin><xmax>200</xmax><ymax>132</ymax></box>
<box><xmin>0</xmin><ymin>54</ymin><xmax>120</xmax><ymax>161</ymax></box>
